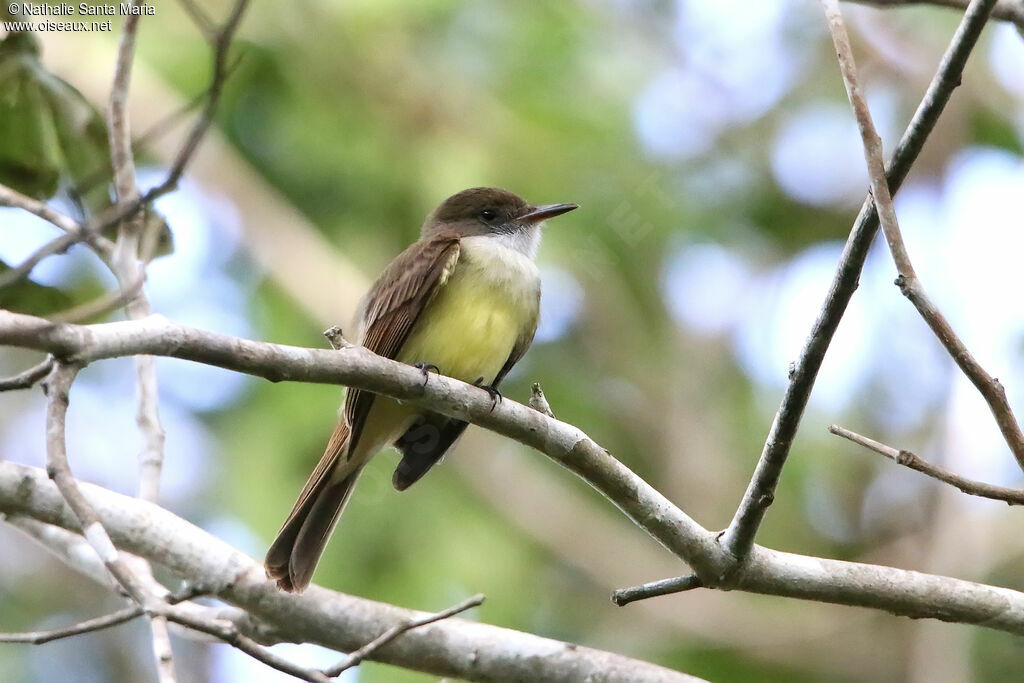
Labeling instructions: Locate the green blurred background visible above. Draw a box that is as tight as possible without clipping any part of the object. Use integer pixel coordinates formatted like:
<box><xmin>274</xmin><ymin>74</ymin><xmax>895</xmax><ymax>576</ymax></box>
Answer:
<box><xmin>2</xmin><ymin>1</ymin><xmax>1024</xmax><ymax>681</ymax></box>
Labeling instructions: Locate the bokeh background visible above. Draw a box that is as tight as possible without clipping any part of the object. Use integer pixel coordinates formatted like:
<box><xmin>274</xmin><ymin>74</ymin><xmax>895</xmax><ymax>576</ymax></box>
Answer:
<box><xmin>2</xmin><ymin>1</ymin><xmax>1024</xmax><ymax>681</ymax></box>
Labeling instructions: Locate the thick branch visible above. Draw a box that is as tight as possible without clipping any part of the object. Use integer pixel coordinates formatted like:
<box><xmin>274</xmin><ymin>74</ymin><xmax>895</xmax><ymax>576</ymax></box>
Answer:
<box><xmin>0</xmin><ymin>309</ymin><xmax>726</xmax><ymax>579</ymax></box>
<box><xmin>0</xmin><ymin>462</ymin><xmax>700</xmax><ymax>682</ymax></box>
<box><xmin>7</xmin><ymin>314</ymin><xmax>1024</xmax><ymax>635</ymax></box>
<box><xmin>719</xmin><ymin>0</ymin><xmax>999</xmax><ymax>562</ymax></box>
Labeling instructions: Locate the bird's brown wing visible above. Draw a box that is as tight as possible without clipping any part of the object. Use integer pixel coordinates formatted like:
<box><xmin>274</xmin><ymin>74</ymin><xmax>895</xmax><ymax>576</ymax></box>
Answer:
<box><xmin>343</xmin><ymin>233</ymin><xmax>462</xmax><ymax>454</ymax></box>
<box><xmin>491</xmin><ymin>290</ymin><xmax>540</xmax><ymax>387</ymax></box>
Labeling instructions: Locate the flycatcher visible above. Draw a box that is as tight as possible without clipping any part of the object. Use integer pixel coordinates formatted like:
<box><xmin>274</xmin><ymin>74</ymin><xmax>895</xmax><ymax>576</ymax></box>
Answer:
<box><xmin>265</xmin><ymin>187</ymin><xmax>577</xmax><ymax>592</ymax></box>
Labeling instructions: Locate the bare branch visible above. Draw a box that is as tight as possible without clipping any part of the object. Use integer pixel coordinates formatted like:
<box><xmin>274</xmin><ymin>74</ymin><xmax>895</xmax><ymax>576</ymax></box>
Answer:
<box><xmin>8</xmin><ymin>314</ymin><xmax>1024</xmax><ymax>637</ymax></box>
<box><xmin>898</xmin><ymin>275</ymin><xmax>1024</xmax><ymax>469</ymax></box>
<box><xmin>88</xmin><ymin>0</ymin><xmax>249</xmax><ymax>241</ymax></box>
<box><xmin>0</xmin><ymin>605</ymin><xmax>143</xmax><ymax>644</ymax></box>
<box><xmin>0</xmin><ymin>234</ymin><xmax>78</xmax><ymax>290</ymax></box>
<box><xmin>176</xmin><ymin>0</ymin><xmax>216</xmax><ymax>39</ymax></box>
<box><xmin>829</xmin><ymin>424</ymin><xmax>1024</xmax><ymax>504</ymax></box>
<box><xmin>0</xmin><ymin>185</ymin><xmax>114</xmax><ymax>260</ymax></box>
<box><xmin>322</xmin><ymin>325</ymin><xmax>351</xmax><ymax>350</ymax></box>
<box><xmin>49</xmin><ymin>276</ymin><xmax>145</xmax><ymax>324</ymax></box>
<box><xmin>0</xmin><ymin>356</ymin><xmax>54</xmax><ymax>392</ymax></box>
<box><xmin>0</xmin><ymin>184</ymin><xmax>86</xmax><ymax>237</ymax></box>
<box><xmin>324</xmin><ymin>594</ymin><xmax>485</xmax><ymax>676</ymax></box>
<box><xmin>105</xmin><ymin>11</ymin><xmax>177</xmax><ymax>674</ymax></box>
<box><xmin>162</xmin><ymin>0</ymin><xmax>249</xmax><ymax>192</ymax></box>
<box><xmin>529</xmin><ymin>382</ymin><xmax>555</xmax><ymax>418</ymax></box>
<box><xmin>0</xmin><ymin>462</ymin><xmax>699</xmax><ymax>681</ymax></box>
<box><xmin>824</xmin><ymin>0</ymin><xmax>1024</xmax><ymax>473</ymax></box>
<box><xmin>0</xmin><ymin>310</ymin><xmax>723</xmax><ymax>574</ymax></box>
<box><xmin>107</xmin><ymin>6</ymin><xmax>143</xmax><ymax>207</ymax></box>
<box><xmin>719</xmin><ymin>0</ymin><xmax>999</xmax><ymax>563</ymax></box>
<box><xmin>41</xmin><ymin>362</ymin><xmax>152</xmax><ymax>604</ymax></box>
<box><xmin>848</xmin><ymin>0</ymin><xmax>1024</xmax><ymax>31</ymax></box>
<box><xmin>159</xmin><ymin>607</ymin><xmax>331</xmax><ymax>683</ymax></box>
<box><xmin>612</xmin><ymin>575</ymin><xmax>703</xmax><ymax>607</ymax></box>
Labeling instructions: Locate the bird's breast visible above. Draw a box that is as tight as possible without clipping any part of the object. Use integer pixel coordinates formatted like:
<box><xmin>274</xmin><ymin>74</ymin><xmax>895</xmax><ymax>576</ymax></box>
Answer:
<box><xmin>397</xmin><ymin>236</ymin><xmax>540</xmax><ymax>385</ymax></box>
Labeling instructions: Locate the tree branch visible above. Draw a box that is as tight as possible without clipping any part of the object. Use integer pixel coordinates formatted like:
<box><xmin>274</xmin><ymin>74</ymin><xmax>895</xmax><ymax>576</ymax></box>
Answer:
<box><xmin>847</xmin><ymin>0</ymin><xmax>1024</xmax><ymax>31</ymax></box>
<box><xmin>824</xmin><ymin>0</ymin><xmax>1024</xmax><ymax>476</ymax></box>
<box><xmin>0</xmin><ymin>605</ymin><xmax>143</xmax><ymax>644</ymax></box>
<box><xmin>0</xmin><ymin>356</ymin><xmax>54</xmax><ymax>392</ymax></box>
<box><xmin>41</xmin><ymin>362</ymin><xmax>153</xmax><ymax>605</ymax></box>
<box><xmin>829</xmin><ymin>424</ymin><xmax>1024</xmax><ymax>504</ymax></box>
<box><xmin>0</xmin><ymin>233</ymin><xmax>78</xmax><ymax>290</ymax></box>
<box><xmin>0</xmin><ymin>309</ymin><xmax>725</xmax><ymax>576</ymax></box>
<box><xmin>612</xmin><ymin>575</ymin><xmax>704</xmax><ymax>607</ymax></box>
<box><xmin>322</xmin><ymin>594</ymin><xmax>485</xmax><ymax>676</ymax></box>
<box><xmin>6</xmin><ymin>312</ymin><xmax>1024</xmax><ymax>636</ymax></box>
<box><xmin>0</xmin><ymin>184</ymin><xmax>114</xmax><ymax>260</ymax></box>
<box><xmin>718</xmin><ymin>0</ymin><xmax>999</xmax><ymax>563</ymax></box>
<box><xmin>0</xmin><ymin>462</ymin><xmax>701</xmax><ymax>681</ymax></box>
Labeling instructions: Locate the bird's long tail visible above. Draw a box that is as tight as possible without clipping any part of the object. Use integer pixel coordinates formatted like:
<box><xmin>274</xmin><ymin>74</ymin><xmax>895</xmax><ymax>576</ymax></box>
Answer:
<box><xmin>265</xmin><ymin>421</ymin><xmax>362</xmax><ymax>592</ymax></box>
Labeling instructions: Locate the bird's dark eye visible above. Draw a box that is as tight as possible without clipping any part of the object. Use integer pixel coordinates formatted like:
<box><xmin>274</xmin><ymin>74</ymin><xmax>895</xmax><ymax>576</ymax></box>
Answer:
<box><xmin>480</xmin><ymin>209</ymin><xmax>497</xmax><ymax>221</ymax></box>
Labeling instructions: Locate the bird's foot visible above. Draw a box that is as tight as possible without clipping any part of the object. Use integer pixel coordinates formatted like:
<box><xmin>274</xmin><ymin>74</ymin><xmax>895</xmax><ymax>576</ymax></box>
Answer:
<box><xmin>473</xmin><ymin>376</ymin><xmax>502</xmax><ymax>411</ymax></box>
<box><xmin>413</xmin><ymin>363</ymin><xmax>440</xmax><ymax>386</ymax></box>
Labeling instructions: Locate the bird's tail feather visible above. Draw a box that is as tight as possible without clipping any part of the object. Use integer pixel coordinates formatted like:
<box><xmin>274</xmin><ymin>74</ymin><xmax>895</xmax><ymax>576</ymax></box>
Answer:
<box><xmin>264</xmin><ymin>422</ymin><xmax>362</xmax><ymax>593</ymax></box>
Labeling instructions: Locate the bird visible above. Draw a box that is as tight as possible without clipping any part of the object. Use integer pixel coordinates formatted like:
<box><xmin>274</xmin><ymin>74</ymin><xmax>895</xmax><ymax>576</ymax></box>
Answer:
<box><xmin>265</xmin><ymin>187</ymin><xmax>578</xmax><ymax>592</ymax></box>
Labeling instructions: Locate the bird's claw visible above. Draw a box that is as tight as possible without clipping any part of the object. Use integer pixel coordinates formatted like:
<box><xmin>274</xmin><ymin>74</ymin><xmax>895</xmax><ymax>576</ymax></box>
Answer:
<box><xmin>414</xmin><ymin>363</ymin><xmax>440</xmax><ymax>386</ymax></box>
<box><xmin>473</xmin><ymin>376</ymin><xmax>502</xmax><ymax>411</ymax></box>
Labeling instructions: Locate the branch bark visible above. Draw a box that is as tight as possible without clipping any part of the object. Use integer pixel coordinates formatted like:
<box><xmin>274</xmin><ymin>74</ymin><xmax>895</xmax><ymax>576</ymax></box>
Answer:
<box><xmin>829</xmin><ymin>424</ymin><xmax>1024</xmax><ymax>504</ymax></box>
<box><xmin>718</xmin><ymin>0</ymin><xmax>999</xmax><ymax>563</ymax></box>
<box><xmin>6</xmin><ymin>312</ymin><xmax>1024</xmax><ymax>636</ymax></box>
<box><xmin>848</xmin><ymin>0</ymin><xmax>1024</xmax><ymax>31</ymax></box>
<box><xmin>824</xmin><ymin>0</ymin><xmax>1024</xmax><ymax>474</ymax></box>
<box><xmin>0</xmin><ymin>462</ymin><xmax>702</xmax><ymax>682</ymax></box>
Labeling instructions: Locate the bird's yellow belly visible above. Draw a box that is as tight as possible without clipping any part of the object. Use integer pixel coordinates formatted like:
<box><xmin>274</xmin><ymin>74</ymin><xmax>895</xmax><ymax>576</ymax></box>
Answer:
<box><xmin>397</xmin><ymin>246</ymin><xmax>539</xmax><ymax>386</ymax></box>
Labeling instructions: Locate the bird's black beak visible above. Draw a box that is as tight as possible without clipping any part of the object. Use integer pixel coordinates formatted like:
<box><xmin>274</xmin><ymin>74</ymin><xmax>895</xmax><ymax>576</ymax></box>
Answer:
<box><xmin>519</xmin><ymin>203</ymin><xmax>578</xmax><ymax>223</ymax></box>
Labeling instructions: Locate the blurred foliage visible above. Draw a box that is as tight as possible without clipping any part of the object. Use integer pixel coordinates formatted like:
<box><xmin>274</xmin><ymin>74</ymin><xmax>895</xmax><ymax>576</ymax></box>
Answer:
<box><xmin>0</xmin><ymin>30</ymin><xmax>112</xmax><ymax>209</ymax></box>
<box><xmin>3</xmin><ymin>1</ymin><xmax>1024</xmax><ymax>682</ymax></box>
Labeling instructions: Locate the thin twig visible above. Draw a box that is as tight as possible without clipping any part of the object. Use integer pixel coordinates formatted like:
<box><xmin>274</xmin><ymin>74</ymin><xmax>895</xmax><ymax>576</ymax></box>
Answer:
<box><xmin>529</xmin><ymin>382</ymin><xmax>555</xmax><ymax>418</ymax></box>
<box><xmin>829</xmin><ymin>424</ymin><xmax>1024</xmax><ymax>504</ymax></box>
<box><xmin>160</xmin><ymin>608</ymin><xmax>331</xmax><ymax>683</ymax></box>
<box><xmin>0</xmin><ymin>184</ymin><xmax>86</xmax><ymax>236</ymax></box>
<box><xmin>0</xmin><ymin>185</ymin><xmax>114</xmax><ymax>261</ymax></box>
<box><xmin>323</xmin><ymin>594</ymin><xmax>485</xmax><ymax>676</ymax></box>
<box><xmin>87</xmin><ymin>0</ymin><xmax>249</xmax><ymax>242</ymax></box>
<box><xmin>49</xmin><ymin>276</ymin><xmax>146</xmax><ymax>324</ymax></box>
<box><xmin>322</xmin><ymin>325</ymin><xmax>351</xmax><ymax>350</ymax></box>
<box><xmin>719</xmin><ymin>0</ymin><xmax>998</xmax><ymax>564</ymax></box>
<box><xmin>0</xmin><ymin>356</ymin><xmax>54</xmax><ymax>392</ymax></box>
<box><xmin>0</xmin><ymin>234</ymin><xmax>78</xmax><ymax>290</ymax></box>
<box><xmin>824</xmin><ymin>0</ymin><xmax>1024</xmax><ymax>474</ymax></box>
<box><xmin>611</xmin><ymin>575</ymin><xmax>704</xmax><ymax>607</ymax></box>
<box><xmin>176</xmin><ymin>0</ymin><xmax>216</xmax><ymax>39</ymax></box>
<box><xmin>163</xmin><ymin>0</ymin><xmax>250</xmax><ymax>193</ymax></box>
<box><xmin>0</xmin><ymin>605</ymin><xmax>143</xmax><ymax>644</ymax></box>
<box><xmin>848</xmin><ymin>0</ymin><xmax>1024</xmax><ymax>32</ymax></box>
